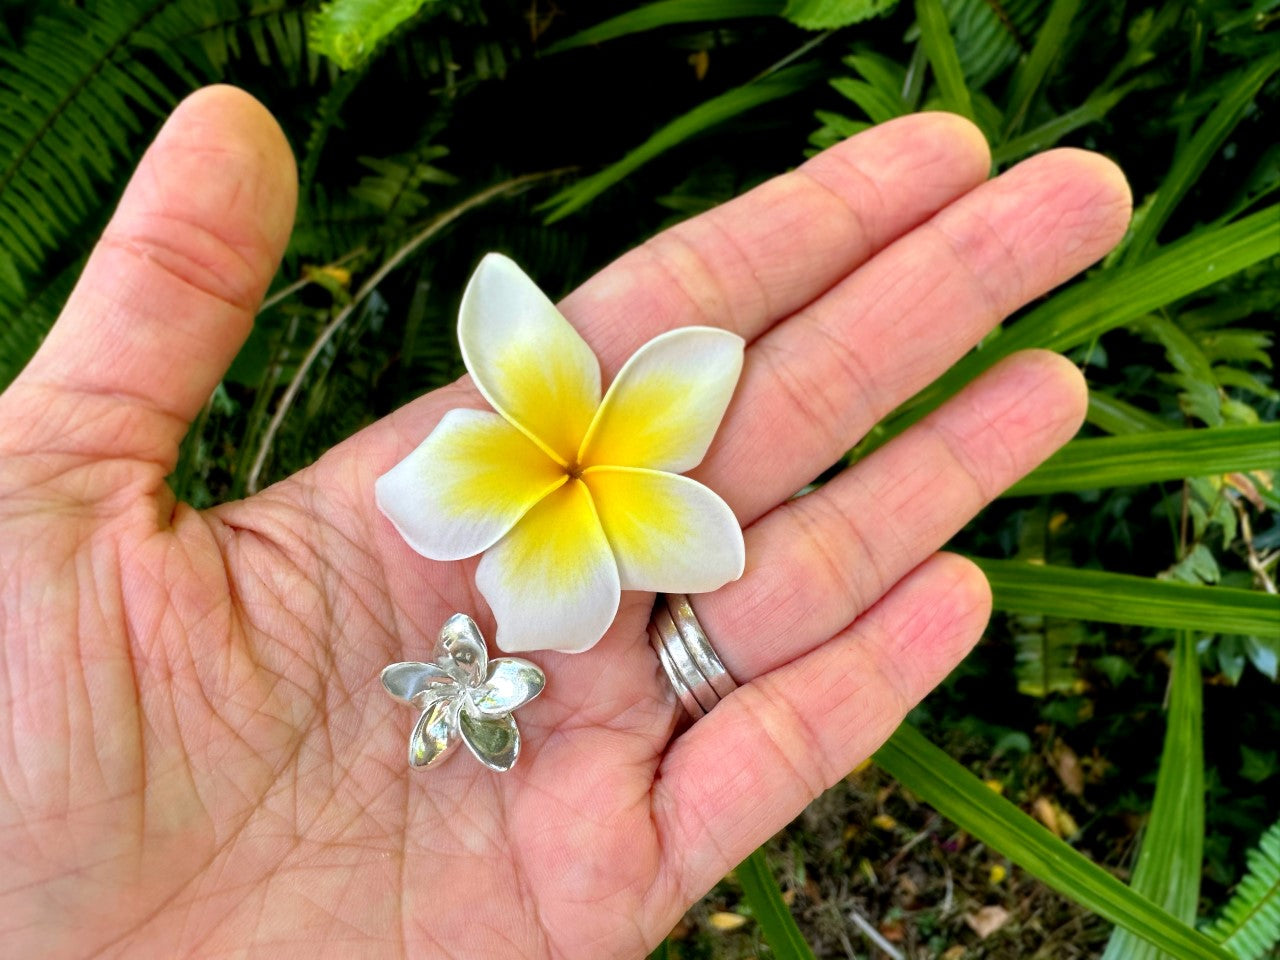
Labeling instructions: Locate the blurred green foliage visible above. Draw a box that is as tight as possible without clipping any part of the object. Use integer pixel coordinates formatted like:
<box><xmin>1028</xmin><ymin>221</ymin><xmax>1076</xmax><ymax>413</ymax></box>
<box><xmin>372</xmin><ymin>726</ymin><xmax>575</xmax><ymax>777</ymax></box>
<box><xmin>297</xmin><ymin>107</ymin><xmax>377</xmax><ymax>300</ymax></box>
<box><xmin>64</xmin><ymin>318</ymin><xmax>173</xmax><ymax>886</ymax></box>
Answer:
<box><xmin>1</xmin><ymin>0</ymin><xmax>1277</xmax><ymax>955</ymax></box>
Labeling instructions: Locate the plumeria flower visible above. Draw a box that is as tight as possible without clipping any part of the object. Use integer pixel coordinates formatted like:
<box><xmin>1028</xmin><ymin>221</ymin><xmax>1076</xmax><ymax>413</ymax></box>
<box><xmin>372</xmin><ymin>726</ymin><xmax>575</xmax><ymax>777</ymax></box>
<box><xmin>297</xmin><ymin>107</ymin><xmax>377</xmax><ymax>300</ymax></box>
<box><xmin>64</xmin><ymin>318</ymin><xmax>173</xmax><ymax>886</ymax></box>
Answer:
<box><xmin>376</xmin><ymin>253</ymin><xmax>746</xmax><ymax>653</ymax></box>
<box><xmin>381</xmin><ymin>614</ymin><xmax>545</xmax><ymax>771</ymax></box>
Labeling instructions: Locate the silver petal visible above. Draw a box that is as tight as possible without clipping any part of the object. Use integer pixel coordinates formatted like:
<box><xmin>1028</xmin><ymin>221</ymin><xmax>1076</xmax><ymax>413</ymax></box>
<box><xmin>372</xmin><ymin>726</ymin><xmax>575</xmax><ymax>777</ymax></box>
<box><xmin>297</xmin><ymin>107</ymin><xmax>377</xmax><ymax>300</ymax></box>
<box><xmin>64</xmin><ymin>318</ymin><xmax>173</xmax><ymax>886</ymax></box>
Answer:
<box><xmin>409</xmin><ymin>697</ymin><xmax>460</xmax><ymax>768</ymax></box>
<box><xmin>437</xmin><ymin>613</ymin><xmax>488</xmax><ymax>686</ymax></box>
<box><xmin>469</xmin><ymin>658</ymin><xmax>545</xmax><ymax>716</ymax></box>
<box><xmin>458</xmin><ymin>709</ymin><xmax>520</xmax><ymax>772</ymax></box>
<box><xmin>381</xmin><ymin>661</ymin><xmax>459</xmax><ymax>707</ymax></box>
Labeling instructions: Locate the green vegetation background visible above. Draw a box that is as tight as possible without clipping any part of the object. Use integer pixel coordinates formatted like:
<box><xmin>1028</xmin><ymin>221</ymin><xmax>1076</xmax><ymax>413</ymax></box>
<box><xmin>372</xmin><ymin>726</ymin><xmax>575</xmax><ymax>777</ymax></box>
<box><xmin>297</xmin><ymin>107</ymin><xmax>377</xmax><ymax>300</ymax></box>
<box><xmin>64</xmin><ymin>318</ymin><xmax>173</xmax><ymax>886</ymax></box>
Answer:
<box><xmin>0</xmin><ymin>0</ymin><xmax>1277</xmax><ymax>956</ymax></box>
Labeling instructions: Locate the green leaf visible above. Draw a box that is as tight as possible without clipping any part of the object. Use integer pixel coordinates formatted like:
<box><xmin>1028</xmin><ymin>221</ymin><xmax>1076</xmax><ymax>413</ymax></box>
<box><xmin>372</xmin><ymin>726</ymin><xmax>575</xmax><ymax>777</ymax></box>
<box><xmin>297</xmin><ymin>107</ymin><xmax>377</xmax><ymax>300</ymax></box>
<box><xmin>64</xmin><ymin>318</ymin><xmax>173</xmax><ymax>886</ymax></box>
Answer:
<box><xmin>784</xmin><ymin>0</ymin><xmax>898</xmax><ymax>29</ymax></box>
<box><xmin>1002</xmin><ymin>0</ymin><xmax>1082</xmax><ymax>138</ymax></box>
<box><xmin>865</xmin><ymin>205</ymin><xmax>1280</xmax><ymax>456</ymax></box>
<box><xmin>1165</xmin><ymin>544</ymin><xmax>1222</xmax><ymax>586</ymax></box>
<box><xmin>1101</xmin><ymin>632</ymin><xmax>1203</xmax><ymax>960</ymax></box>
<box><xmin>1122</xmin><ymin>52</ymin><xmax>1280</xmax><ymax>265</ymax></box>
<box><xmin>1137</xmin><ymin>315</ymin><xmax>1224</xmax><ymax>427</ymax></box>
<box><xmin>914</xmin><ymin>0</ymin><xmax>975</xmax><ymax>121</ymax></box>
<box><xmin>1202</xmin><ymin>819</ymin><xmax>1280</xmax><ymax>960</ymax></box>
<box><xmin>544</xmin><ymin>0</ymin><xmax>785</xmax><ymax>54</ymax></box>
<box><xmin>1007</xmin><ymin>424</ymin><xmax>1280</xmax><ymax>495</ymax></box>
<box><xmin>1086</xmin><ymin>393</ymin><xmax>1173</xmax><ymax>436</ymax></box>
<box><xmin>875</xmin><ymin>724</ymin><xmax>1234</xmax><ymax>960</ymax></box>
<box><xmin>309</xmin><ymin>0</ymin><xmax>441</xmax><ymax>70</ymax></box>
<box><xmin>973</xmin><ymin>559</ymin><xmax>1280</xmax><ymax>636</ymax></box>
<box><xmin>735</xmin><ymin>849</ymin><xmax>818</xmax><ymax>960</ymax></box>
<box><xmin>1239</xmin><ymin>747</ymin><xmax>1278</xmax><ymax>784</ymax></box>
<box><xmin>993</xmin><ymin>83</ymin><xmax>1135</xmax><ymax>166</ymax></box>
<box><xmin>539</xmin><ymin>62</ymin><xmax>820</xmax><ymax>222</ymax></box>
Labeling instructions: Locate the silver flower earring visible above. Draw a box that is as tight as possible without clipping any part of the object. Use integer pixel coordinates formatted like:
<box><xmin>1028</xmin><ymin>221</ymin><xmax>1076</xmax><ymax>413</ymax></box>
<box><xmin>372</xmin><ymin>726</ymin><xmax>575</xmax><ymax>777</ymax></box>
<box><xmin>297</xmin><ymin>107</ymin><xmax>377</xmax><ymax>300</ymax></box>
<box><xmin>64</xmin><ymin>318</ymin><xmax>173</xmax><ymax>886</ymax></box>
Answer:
<box><xmin>381</xmin><ymin>614</ymin><xmax>545</xmax><ymax>772</ymax></box>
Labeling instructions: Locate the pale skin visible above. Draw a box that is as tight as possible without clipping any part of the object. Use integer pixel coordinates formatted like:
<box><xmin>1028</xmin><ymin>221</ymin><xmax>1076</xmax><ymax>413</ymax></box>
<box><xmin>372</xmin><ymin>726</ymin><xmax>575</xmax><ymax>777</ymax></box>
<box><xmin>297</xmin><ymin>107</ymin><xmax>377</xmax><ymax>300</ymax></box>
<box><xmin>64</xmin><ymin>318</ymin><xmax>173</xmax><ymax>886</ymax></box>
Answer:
<box><xmin>0</xmin><ymin>86</ymin><xmax>1131</xmax><ymax>958</ymax></box>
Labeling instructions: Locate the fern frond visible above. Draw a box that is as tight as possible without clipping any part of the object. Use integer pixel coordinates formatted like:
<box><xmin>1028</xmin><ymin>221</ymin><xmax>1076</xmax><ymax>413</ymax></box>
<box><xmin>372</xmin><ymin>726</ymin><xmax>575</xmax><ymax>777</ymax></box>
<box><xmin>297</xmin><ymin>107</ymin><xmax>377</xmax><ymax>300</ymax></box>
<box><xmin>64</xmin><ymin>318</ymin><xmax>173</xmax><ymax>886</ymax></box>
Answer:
<box><xmin>351</xmin><ymin>143</ymin><xmax>455</xmax><ymax>221</ymax></box>
<box><xmin>0</xmin><ymin>259</ymin><xmax>82</xmax><ymax>388</ymax></box>
<box><xmin>171</xmin><ymin>1</ymin><xmax>314</xmax><ymax>78</ymax></box>
<box><xmin>309</xmin><ymin>0</ymin><xmax>443</xmax><ymax>70</ymax></box>
<box><xmin>0</xmin><ymin>0</ymin><xmax>227</xmax><ymax>370</ymax></box>
<box><xmin>1203</xmin><ymin>819</ymin><xmax>1280</xmax><ymax>960</ymax></box>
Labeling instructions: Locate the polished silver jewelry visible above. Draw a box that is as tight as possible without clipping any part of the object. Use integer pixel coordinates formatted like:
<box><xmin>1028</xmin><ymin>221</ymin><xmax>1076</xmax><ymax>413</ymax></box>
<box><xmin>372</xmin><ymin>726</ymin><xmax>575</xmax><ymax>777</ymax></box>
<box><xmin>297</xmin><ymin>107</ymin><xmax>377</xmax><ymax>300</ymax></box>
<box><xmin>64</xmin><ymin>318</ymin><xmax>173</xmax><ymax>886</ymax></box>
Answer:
<box><xmin>649</xmin><ymin>593</ymin><xmax>737</xmax><ymax>719</ymax></box>
<box><xmin>381</xmin><ymin>613</ymin><xmax>545</xmax><ymax>772</ymax></box>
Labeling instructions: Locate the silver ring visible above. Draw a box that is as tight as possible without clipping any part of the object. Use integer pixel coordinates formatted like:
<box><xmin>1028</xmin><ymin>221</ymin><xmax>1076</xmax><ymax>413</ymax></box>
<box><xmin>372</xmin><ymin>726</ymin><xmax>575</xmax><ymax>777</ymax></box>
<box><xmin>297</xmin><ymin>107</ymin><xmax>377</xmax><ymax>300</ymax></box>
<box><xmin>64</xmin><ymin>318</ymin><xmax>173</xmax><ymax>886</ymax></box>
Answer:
<box><xmin>649</xmin><ymin>593</ymin><xmax>737</xmax><ymax>720</ymax></box>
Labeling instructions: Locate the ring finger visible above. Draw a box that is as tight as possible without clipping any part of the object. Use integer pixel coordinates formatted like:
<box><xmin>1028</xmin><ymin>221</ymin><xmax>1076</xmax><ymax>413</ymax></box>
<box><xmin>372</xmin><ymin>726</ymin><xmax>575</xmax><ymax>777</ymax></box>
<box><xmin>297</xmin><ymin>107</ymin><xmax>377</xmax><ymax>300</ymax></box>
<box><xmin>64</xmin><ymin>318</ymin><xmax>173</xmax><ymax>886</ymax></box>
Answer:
<box><xmin>695</xmin><ymin>347</ymin><xmax>1087</xmax><ymax>682</ymax></box>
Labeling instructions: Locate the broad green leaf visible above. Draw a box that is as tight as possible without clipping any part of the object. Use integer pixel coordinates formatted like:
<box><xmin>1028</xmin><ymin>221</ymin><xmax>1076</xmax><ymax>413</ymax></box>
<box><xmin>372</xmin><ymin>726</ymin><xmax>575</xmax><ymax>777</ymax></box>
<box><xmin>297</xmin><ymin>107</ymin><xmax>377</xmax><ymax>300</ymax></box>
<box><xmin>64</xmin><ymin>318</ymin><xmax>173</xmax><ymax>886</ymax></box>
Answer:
<box><xmin>914</xmin><ymin>0</ymin><xmax>974</xmax><ymax>120</ymax></box>
<box><xmin>1100</xmin><ymin>632</ymin><xmax>1203</xmax><ymax>960</ymax></box>
<box><xmin>1086</xmin><ymin>393</ymin><xmax>1172</xmax><ymax>436</ymax></box>
<box><xmin>1122</xmin><ymin>52</ymin><xmax>1280</xmax><ymax>264</ymax></box>
<box><xmin>1002</xmin><ymin>0</ymin><xmax>1081</xmax><ymax>138</ymax></box>
<box><xmin>543</xmin><ymin>0</ymin><xmax>784</xmax><ymax>54</ymax></box>
<box><xmin>864</xmin><ymin>205</ymin><xmax>1280</xmax><ymax>455</ymax></box>
<box><xmin>309</xmin><ymin>0</ymin><xmax>441</xmax><ymax>70</ymax></box>
<box><xmin>875</xmin><ymin>724</ymin><xmax>1234</xmax><ymax>960</ymax></box>
<box><xmin>736</xmin><ymin>849</ymin><xmax>818</xmax><ymax>960</ymax></box>
<box><xmin>974</xmin><ymin>559</ymin><xmax>1280</xmax><ymax>636</ymax></box>
<box><xmin>784</xmin><ymin>0</ymin><xmax>898</xmax><ymax>29</ymax></box>
<box><xmin>539</xmin><ymin>63</ymin><xmax>820</xmax><ymax>222</ymax></box>
<box><xmin>1006</xmin><ymin>424</ymin><xmax>1280</xmax><ymax>495</ymax></box>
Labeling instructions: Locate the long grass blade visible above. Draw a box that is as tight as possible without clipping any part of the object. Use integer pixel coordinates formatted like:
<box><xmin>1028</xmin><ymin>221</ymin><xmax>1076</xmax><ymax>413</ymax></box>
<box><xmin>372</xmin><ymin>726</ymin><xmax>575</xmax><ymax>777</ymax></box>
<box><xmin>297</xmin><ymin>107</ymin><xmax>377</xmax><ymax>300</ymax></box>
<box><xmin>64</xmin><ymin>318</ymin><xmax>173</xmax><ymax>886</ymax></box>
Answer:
<box><xmin>1086</xmin><ymin>393</ymin><xmax>1172</xmax><ymax>436</ymax></box>
<box><xmin>992</xmin><ymin>83</ymin><xmax>1134</xmax><ymax>166</ymax></box>
<box><xmin>1122</xmin><ymin>52</ymin><xmax>1280</xmax><ymax>264</ymax></box>
<box><xmin>543</xmin><ymin>0</ymin><xmax>784</xmax><ymax>54</ymax></box>
<box><xmin>539</xmin><ymin>62</ymin><xmax>819</xmax><ymax>222</ymax></box>
<box><xmin>1006</xmin><ymin>424</ymin><xmax>1280</xmax><ymax>495</ymax></box>
<box><xmin>913</xmin><ymin>0</ymin><xmax>974</xmax><ymax>121</ymax></box>
<box><xmin>863</xmin><ymin>205</ymin><xmax>1280</xmax><ymax>455</ymax></box>
<box><xmin>974</xmin><ymin>558</ymin><xmax>1280</xmax><ymax>636</ymax></box>
<box><xmin>736</xmin><ymin>848</ymin><xmax>818</xmax><ymax>960</ymax></box>
<box><xmin>1100</xmin><ymin>631</ymin><xmax>1203</xmax><ymax>959</ymax></box>
<box><xmin>1002</xmin><ymin>0</ymin><xmax>1082</xmax><ymax>139</ymax></box>
<box><xmin>875</xmin><ymin>724</ymin><xmax>1233</xmax><ymax>960</ymax></box>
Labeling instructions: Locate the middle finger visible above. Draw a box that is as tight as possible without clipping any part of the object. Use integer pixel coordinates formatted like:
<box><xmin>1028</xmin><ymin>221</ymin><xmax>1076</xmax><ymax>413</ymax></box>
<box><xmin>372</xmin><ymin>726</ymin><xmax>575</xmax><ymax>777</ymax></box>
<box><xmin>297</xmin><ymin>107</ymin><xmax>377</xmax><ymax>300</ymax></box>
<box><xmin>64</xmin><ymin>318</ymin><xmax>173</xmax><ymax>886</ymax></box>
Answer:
<box><xmin>692</xmin><ymin>147</ymin><xmax>1131</xmax><ymax>524</ymax></box>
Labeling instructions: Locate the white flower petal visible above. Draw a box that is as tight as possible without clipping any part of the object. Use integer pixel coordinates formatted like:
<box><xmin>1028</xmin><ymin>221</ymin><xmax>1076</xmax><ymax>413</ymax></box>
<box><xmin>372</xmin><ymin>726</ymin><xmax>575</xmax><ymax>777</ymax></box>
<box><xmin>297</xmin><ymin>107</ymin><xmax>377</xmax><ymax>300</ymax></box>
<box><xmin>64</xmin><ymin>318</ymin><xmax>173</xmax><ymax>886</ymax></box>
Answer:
<box><xmin>375</xmin><ymin>408</ymin><xmax>567</xmax><ymax>562</ymax></box>
<box><xmin>578</xmin><ymin>326</ymin><xmax>744</xmax><ymax>473</ymax></box>
<box><xmin>476</xmin><ymin>480</ymin><xmax>620</xmax><ymax>654</ymax></box>
<box><xmin>458</xmin><ymin>253</ymin><xmax>601</xmax><ymax>464</ymax></box>
<box><xmin>582</xmin><ymin>467</ymin><xmax>745</xmax><ymax>593</ymax></box>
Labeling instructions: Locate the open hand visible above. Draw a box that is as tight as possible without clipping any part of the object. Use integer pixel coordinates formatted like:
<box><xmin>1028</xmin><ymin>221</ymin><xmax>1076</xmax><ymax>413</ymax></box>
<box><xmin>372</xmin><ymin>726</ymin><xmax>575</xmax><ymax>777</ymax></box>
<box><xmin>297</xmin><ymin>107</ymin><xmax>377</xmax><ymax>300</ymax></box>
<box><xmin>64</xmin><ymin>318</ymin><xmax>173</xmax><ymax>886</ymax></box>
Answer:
<box><xmin>0</xmin><ymin>86</ymin><xmax>1130</xmax><ymax>958</ymax></box>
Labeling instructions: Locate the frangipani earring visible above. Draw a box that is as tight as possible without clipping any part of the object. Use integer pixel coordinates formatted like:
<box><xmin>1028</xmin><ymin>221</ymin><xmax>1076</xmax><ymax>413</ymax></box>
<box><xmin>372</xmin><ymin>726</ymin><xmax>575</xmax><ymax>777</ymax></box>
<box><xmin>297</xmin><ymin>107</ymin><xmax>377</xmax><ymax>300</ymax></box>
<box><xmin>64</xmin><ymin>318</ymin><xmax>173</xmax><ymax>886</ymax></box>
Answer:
<box><xmin>381</xmin><ymin>614</ymin><xmax>544</xmax><ymax>772</ymax></box>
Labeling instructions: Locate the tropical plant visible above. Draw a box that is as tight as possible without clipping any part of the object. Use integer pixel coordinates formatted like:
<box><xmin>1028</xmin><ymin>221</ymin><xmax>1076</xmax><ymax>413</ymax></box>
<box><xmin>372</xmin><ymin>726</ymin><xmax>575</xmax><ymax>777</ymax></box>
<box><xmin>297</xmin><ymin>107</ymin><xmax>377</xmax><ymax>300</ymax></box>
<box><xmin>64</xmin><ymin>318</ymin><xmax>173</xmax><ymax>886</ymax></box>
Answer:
<box><xmin>0</xmin><ymin>0</ymin><xmax>1276</xmax><ymax>956</ymax></box>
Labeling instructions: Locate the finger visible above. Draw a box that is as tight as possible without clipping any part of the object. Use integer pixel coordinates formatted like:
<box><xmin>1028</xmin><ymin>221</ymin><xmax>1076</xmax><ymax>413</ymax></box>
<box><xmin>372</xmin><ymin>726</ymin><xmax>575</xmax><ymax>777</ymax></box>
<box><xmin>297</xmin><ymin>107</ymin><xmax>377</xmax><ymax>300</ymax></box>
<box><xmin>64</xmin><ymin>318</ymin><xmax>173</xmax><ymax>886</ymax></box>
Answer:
<box><xmin>558</xmin><ymin>112</ymin><xmax>990</xmax><ymax>374</ymax></box>
<box><xmin>7</xmin><ymin>85</ymin><xmax>296</xmax><ymax>466</ymax></box>
<box><xmin>355</xmin><ymin>113</ymin><xmax>991</xmax><ymax>453</ymax></box>
<box><xmin>694</xmin><ymin>349</ymin><xmax>1085</xmax><ymax>682</ymax></box>
<box><xmin>693</xmin><ymin>147</ymin><xmax>1131</xmax><ymax>521</ymax></box>
<box><xmin>653</xmin><ymin>551</ymin><xmax>991</xmax><ymax>904</ymax></box>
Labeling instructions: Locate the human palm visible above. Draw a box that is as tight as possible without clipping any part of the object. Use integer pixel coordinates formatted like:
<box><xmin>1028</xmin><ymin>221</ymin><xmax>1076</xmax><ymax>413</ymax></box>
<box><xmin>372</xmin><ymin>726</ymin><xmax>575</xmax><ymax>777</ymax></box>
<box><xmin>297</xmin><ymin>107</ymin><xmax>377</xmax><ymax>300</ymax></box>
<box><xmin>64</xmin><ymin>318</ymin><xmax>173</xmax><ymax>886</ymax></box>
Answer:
<box><xmin>0</xmin><ymin>87</ymin><xmax>1130</xmax><ymax>958</ymax></box>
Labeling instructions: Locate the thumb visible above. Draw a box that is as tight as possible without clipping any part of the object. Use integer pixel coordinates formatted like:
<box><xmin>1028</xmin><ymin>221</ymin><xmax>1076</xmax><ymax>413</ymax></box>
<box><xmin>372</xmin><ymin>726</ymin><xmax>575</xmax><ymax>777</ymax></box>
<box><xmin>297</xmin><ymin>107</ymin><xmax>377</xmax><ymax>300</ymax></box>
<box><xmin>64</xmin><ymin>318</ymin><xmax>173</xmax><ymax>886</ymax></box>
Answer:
<box><xmin>5</xmin><ymin>84</ymin><xmax>296</xmax><ymax>472</ymax></box>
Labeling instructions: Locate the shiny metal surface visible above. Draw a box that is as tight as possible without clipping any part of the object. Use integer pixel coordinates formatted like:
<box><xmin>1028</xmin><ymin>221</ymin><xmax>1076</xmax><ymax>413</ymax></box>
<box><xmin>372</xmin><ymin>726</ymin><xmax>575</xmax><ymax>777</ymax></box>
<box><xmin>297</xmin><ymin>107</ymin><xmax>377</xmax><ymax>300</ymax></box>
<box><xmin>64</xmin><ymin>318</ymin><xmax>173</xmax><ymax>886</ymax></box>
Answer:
<box><xmin>382</xmin><ymin>613</ymin><xmax>545</xmax><ymax>772</ymax></box>
<box><xmin>649</xmin><ymin>593</ymin><xmax>737</xmax><ymax>721</ymax></box>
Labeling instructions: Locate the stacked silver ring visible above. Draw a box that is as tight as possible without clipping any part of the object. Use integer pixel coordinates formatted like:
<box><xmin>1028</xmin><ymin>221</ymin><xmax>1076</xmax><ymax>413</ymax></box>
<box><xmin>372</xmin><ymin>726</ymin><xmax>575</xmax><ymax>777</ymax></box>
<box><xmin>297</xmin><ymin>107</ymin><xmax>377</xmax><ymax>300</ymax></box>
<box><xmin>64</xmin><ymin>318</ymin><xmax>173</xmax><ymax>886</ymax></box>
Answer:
<box><xmin>648</xmin><ymin>593</ymin><xmax>737</xmax><ymax>719</ymax></box>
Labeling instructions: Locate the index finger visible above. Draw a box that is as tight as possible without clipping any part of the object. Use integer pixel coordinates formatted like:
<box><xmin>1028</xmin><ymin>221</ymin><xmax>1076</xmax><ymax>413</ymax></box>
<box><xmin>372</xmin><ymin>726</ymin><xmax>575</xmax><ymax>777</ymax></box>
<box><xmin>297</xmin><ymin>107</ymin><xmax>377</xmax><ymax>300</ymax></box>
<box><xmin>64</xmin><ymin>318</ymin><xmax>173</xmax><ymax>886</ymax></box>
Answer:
<box><xmin>560</xmin><ymin>111</ymin><xmax>991</xmax><ymax>376</ymax></box>
<box><xmin>361</xmin><ymin>112</ymin><xmax>990</xmax><ymax>454</ymax></box>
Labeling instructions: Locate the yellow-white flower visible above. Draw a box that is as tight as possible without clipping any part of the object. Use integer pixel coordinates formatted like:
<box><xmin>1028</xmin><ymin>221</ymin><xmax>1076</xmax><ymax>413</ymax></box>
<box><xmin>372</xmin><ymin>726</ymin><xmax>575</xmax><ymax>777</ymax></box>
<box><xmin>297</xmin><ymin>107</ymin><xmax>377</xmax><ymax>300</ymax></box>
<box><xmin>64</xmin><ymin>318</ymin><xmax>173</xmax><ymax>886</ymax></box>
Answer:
<box><xmin>376</xmin><ymin>253</ymin><xmax>746</xmax><ymax>654</ymax></box>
